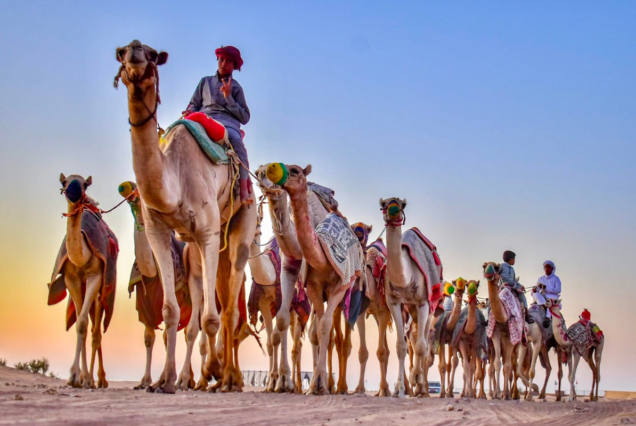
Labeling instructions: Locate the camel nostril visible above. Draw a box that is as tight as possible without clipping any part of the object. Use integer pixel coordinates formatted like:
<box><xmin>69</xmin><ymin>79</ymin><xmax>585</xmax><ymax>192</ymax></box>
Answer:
<box><xmin>65</xmin><ymin>180</ymin><xmax>83</xmax><ymax>203</ymax></box>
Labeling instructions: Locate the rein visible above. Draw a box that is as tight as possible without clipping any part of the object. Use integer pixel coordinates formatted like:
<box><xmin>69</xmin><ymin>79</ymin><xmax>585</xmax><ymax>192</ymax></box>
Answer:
<box><xmin>62</xmin><ymin>188</ymin><xmax>139</xmax><ymax>218</ymax></box>
<box><xmin>114</xmin><ymin>54</ymin><xmax>161</xmax><ymax>130</ymax></box>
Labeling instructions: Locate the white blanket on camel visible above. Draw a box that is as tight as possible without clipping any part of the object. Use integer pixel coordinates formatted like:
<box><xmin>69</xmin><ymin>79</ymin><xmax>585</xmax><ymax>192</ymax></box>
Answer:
<box><xmin>310</xmin><ymin>213</ymin><xmax>364</xmax><ymax>287</ymax></box>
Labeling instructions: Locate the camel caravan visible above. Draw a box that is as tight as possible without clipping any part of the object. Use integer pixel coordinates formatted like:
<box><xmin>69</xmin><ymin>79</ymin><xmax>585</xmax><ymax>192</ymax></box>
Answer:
<box><xmin>46</xmin><ymin>40</ymin><xmax>605</xmax><ymax>402</ymax></box>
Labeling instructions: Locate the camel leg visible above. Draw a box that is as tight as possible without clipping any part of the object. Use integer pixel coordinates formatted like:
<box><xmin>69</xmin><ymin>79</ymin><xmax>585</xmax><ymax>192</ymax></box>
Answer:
<box><xmin>538</xmin><ymin>346</ymin><xmax>551</xmax><ymax>400</ymax></box>
<box><xmin>305</xmin><ymin>284</ymin><xmax>348</xmax><ymax>395</ymax></box>
<box><xmin>410</xmin><ymin>305</ymin><xmax>430</xmax><ymax>397</ymax></box>
<box><xmin>354</xmin><ymin>313</ymin><xmax>369</xmax><ymax>394</ymax></box>
<box><xmin>135</xmin><ymin>325</ymin><xmax>155</xmax><ymax>390</ymax></box>
<box><xmin>90</xmin><ymin>299</ymin><xmax>107</xmax><ymax>389</ymax></box>
<box><xmin>145</xmin><ymin>226</ymin><xmax>181</xmax><ymax>394</ymax></box>
<box><xmin>327</xmin><ymin>317</ymin><xmax>337</xmax><ymax>394</ymax></box>
<box><xmin>491</xmin><ymin>330</ymin><xmax>502</xmax><ymax>399</ymax></box>
<box><xmin>476</xmin><ymin>358</ymin><xmax>487</xmax><ymax>399</ymax></box>
<box><xmin>309</xmin><ymin>311</ymin><xmax>319</xmax><ymax>368</ymax></box>
<box><xmin>273</xmin><ymin>257</ymin><xmax>300</xmax><ymax>393</ymax></box>
<box><xmin>387</xmin><ymin>302</ymin><xmax>408</xmax><ymax>398</ymax></box>
<box><xmin>555</xmin><ymin>348</ymin><xmax>564</xmax><ymax>401</ymax></box>
<box><xmin>257</xmin><ymin>298</ymin><xmax>276</xmax><ymax>392</ymax></box>
<box><xmin>593</xmin><ymin>342</ymin><xmax>603</xmax><ymax>401</ymax></box>
<box><xmin>515</xmin><ymin>341</ymin><xmax>529</xmax><ymax>399</ymax></box>
<box><xmin>502</xmin><ymin>338</ymin><xmax>515</xmax><ymax>400</ymax></box>
<box><xmin>526</xmin><ymin>337</ymin><xmax>542</xmax><ymax>401</ymax></box>
<box><xmin>375</xmin><ymin>311</ymin><xmax>391</xmax><ymax>397</ymax></box>
<box><xmin>459</xmin><ymin>341</ymin><xmax>473</xmax><ymax>398</ymax></box>
<box><xmin>290</xmin><ymin>312</ymin><xmax>303</xmax><ymax>393</ymax></box>
<box><xmin>569</xmin><ymin>350</ymin><xmax>580</xmax><ymax>402</ymax></box>
<box><xmin>583</xmin><ymin>351</ymin><xmax>598</xmax><ymax>402</ymax></box>
<box><xmin>177</xmin><ymin>272</ymin><xmax>203</xmax><ymax>390</ymax></box>
<box><xmin>448</xmin><ymin>347</ymin><xmax>459</xmax><ymax>397</ymax></box>
<box><xmin>335</xmin><ymin>309</ymin><xmax>352</xmax><ymax>394</ymax></box>
<box><xmin>438</xmin><ymin>343</ymin><xmax>447</xmax><ymax>398</ymax></box>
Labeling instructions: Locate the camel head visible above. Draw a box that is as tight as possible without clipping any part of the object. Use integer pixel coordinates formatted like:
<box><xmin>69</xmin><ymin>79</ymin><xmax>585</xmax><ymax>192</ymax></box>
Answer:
<box><xmin>379</xmin><ymin>197</ymin><xmax>407</xmax><ymax>226</ymax></box>
<box><xmin>545</xmin><ymin>298</ymin><xmax>561</xmax><ymax>310</ymax></box>
<box><xmin>351</xmin><ymin>222</ymin><xmax>372</xmax><ymax>248</ymax></box>
<box><xmin>452</xmin><ymin>277</ymin><xmax>468</xmax><ymax>295</ymax></box>
<box><xmin>255</xmin><ymin>164</ymin><xmax>286</xmax><ymax>199</ymax></box>
<box><xmin>265</xmin><ymin>163</ymin><xmax>311</xmax><ymax>197</ymax></box>
<box><xmin>115</xmin><ymin>40</ymin><xmax>168</xmax><ymax>92</ymax></box>
<box><xmin>482</xmin><ymin>261</ymin><xmax>501</xmax><ymax>282</ymax></box>
<box><xmin>466</xmin><ymin>280</ymin><xmax>480</xmax><ymax>302</ymax></box>
<box><xmin>60</xmin><ymin>173</ymin><xmax>93</xmax><ymax>205</ymax></box>
<box><xmin>118</xmin><ymin>181</ymin><xmax>144</xmax><ymax>231</ymax></box>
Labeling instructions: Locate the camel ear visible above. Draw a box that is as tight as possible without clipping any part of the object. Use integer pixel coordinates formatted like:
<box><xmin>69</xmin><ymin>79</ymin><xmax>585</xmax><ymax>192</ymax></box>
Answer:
<box><xmin>60</xmin><ymin>173</ymin><xmax>66</xmax><ymax>184</ymax></box>
<box><xmin>116</xmin><ymin>46</ymin><xmax>127</xmax><ymax>63</ymax></box>
<box><xmin>157</xmin><ymin>51</ymin><xmax>169</xmax><ymax>66</ymax></box>
<box><xmin>303</xmin><ymin>164</ymin><xmax>312</xmax><ymax>176</ymax></box>
<box><xmin>476</xmin><ymin>280</ymin><xmax>480</xmax><ymax>286</ymax></box>
<box><xmin>379</xmin><ymin>198</ymin><xmax>386</xmax><ymax>209</ymax></box>
<box><xmin>367</xmin><ymin>225</ymin><xmax>373</xmax><ymax>233</ymax></box>
<box><xmin>402</xmin><ymin>199</ymin><xmax>408</xmax><ymax>208</ymax></box>
<box><xmin>85</xmin><ymin>176</ymin><xmax>93</xmax><ymax>187</ymax></box>
<box><xmin>482</xmin><ymin>262</ymin><xmax>488</xmax><ymax>269</ymax></box>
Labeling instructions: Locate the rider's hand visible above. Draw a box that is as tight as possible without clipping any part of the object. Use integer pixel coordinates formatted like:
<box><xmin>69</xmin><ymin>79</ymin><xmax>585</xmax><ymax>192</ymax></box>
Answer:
<box><xmin>220</xmin><ymin>78</ymin><xmax>232</xmax><ymax>98</ymax></box>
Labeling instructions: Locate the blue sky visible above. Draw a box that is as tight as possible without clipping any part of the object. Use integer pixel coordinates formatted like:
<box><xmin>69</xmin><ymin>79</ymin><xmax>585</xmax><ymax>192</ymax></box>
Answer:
<box><xmin>1</xmin><ymin>1</ymin><xmax>635</xmax><ymax>392</ymax></box>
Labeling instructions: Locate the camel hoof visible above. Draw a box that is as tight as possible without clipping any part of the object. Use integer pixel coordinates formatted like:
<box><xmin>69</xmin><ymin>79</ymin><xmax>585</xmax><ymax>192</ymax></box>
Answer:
<box><xmin>354</xmin><ymin>386</ymin><xmax>366</xmax><ymax>395</ymax></box>
<box><xmin>97</xmin><ymin>379</ymin><xmax>108</xmax><ymax>389</ymax></box>
<box><xmin>154</xmin><ymin>383</ymin><xmax>175</xmax><ymax>394</ymax></box>
<box><xmin>376</xmin><ymin>386</ymin><xmax>390</xmax><ymax>397</ymax></box>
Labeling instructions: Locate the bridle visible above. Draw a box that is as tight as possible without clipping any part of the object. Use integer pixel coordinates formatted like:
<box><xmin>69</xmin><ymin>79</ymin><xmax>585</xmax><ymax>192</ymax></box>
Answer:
<box><xmin>61</xmin><ymin>185</ymin><xmax>139</xmax><ymax>218</ymax></box>
<box><xmin>381</xmin><ymin>200</ymin><xmax>406</xmax><ymax>227</ymax></box>
<box><xmin>113</xmin><ymin>46</ymin><xmax>162</xmax><ymax>129</ymax></box>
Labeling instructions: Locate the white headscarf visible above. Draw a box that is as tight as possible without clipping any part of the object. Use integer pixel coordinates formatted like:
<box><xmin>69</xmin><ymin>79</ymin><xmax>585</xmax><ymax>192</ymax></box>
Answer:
<box><xmin>536</xmin><ymin>260</ymin><xmax>561</xmax><ymax>297</ymax></box>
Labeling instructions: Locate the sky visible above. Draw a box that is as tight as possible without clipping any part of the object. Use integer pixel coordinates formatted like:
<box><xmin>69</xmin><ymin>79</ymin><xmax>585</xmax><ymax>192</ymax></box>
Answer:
<box><xmin>1</xmin><ymin>1</ymin><xmax>635</xmax><ymax>393</ymax></box>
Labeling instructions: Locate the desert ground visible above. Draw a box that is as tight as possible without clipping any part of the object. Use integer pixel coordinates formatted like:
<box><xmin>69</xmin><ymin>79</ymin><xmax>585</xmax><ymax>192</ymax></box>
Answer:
<box><xmin>1</xmin><ymin>366</ymin><xmax>634</xmax><ymax>426</ymax></box>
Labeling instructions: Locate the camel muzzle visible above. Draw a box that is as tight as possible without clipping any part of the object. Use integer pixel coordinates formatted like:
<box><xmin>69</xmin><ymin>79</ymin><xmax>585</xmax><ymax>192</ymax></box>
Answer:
<box><xmin>64</xmin><ymin>180</ymin><xmax>84</xmax><ymax>203</ymax></box>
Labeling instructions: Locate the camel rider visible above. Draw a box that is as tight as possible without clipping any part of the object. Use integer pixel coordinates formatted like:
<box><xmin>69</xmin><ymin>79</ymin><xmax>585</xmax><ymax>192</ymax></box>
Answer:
<box><xmin>184</xmin><ymin>45</ymin><xmax>252</xmax><ymax>204</ymax></box>
<box><xmin>499</xmin><ymin>250</ymin><xmax>532</xmax><ymax>323</ymax></box>
<box><xmin>532</xmin><ymin>260</ymin><xmax>561</xmax><ymax>328</ymax></box>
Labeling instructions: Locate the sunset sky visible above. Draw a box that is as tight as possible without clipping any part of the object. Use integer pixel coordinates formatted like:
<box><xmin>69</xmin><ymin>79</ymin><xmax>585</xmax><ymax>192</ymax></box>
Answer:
<box><xmin>1</xmin><ymin>1</ymin><xmax>635</xmax><ymax>393</ymax></box>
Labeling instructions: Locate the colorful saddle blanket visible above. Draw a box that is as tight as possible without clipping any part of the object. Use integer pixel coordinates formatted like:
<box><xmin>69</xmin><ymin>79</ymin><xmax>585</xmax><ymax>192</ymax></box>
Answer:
<box><xmin>48</xmin><ymin>211</ymin><xmax>119</xmax><ymax>332</ymax></box>
<box><xmin>367</xmin><ymin>239</ymin><xmax>387</xmax><ymax>305</ymax></box>
<box><xmin>314</xmin><ymin>213</ymin><xmax>364</xmax><ymax>288</ymax></box>
<box><xmin>164</xmin><ymin>119</ymin><xmax>229</xmax><ymax>164</ymax></box>
<box><xmin>400</xmin><ymin>227</ymin><xmax>443</xmax><ymax>314</ymax></box>
<box><xmin>567</xmin><ymin>320</ymin><xmax>602</xmax><ymax>356</ymax></box>
<box><xmin>486</xmin><ymin>286</ymin><xmax>524</xmax><ymax>345</ymax></box>
<box><xmin>128</xmin><ymin>234</ymin><xmax>191</xmax><ymax>331</ymax></box>
<box><xmin>452</xmin><ymin>307</ymin><xmax>489</xmax><ymax>362</ymax></box>
<box><xmin>528</xmin><ymin>304</ymin><xmax>553</xmax><ymax>343</ymax></box>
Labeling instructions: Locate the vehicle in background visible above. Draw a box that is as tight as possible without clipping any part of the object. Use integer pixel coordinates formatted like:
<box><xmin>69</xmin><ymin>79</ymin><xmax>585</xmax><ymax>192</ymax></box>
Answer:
<box><xmin>429</xmin><ymin>381</ymin><xmax>441</xmax><ymax>394</ymax></box>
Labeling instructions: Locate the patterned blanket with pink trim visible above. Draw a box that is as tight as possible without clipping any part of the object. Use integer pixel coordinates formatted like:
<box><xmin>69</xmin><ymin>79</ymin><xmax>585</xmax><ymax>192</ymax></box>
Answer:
<box><xmin>486</xmin><ymin>286</ymin><xmax>524</xmax><ymax>345</ymax></box>
<box><xmin>401</xmin><ymin>228</ymin><xmax>443</xmax><ymax>314</ymax></box>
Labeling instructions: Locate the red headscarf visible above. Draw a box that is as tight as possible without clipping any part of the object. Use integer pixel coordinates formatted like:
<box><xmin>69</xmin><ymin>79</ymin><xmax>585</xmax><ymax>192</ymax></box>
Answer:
<box><xmin>215</xmin><ymin>46</ymin><xmax>243</xmax><ymax>71</ymax></box>
<box><xmin>580</xmin><ymin>309</ymin><xmax>591</xmax><ymax>321</ymax></box>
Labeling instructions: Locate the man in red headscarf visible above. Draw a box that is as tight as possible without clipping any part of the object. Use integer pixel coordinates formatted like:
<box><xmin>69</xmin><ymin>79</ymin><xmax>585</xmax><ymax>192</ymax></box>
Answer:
<box><xmin>184</xmin><ymin>45</ymin><xmax>252</xmax><ymax>204</ymax></box>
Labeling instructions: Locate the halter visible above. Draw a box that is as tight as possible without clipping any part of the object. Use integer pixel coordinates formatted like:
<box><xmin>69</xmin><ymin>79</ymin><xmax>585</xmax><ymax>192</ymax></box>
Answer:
<box><xmin>61</xmin><ymin>186</ymin><xmax>138</xmax><ymax>218</ymax></box>
<box><xmin>382</xmin><ymin>200</ymin><xmax>405</xmax><ymax>227</ymax></box>
<box><xmin>113</xmin><ymin>47</ymin><xmax>162</xmax><ymax>129</ymax></box>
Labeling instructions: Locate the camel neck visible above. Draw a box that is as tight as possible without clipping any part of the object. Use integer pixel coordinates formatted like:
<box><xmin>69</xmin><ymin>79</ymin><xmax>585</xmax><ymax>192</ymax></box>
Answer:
<box><xmin>464</xmin><ymin>298</ymin><xmax>478</xmax><ymax>335</ymax></box>
<box><xmin>268</xmin><ymin>194</ymin><xmax>303</xmax><ymax>261</ymax></box>
<box><xmin>385</xmin><ymin>224</ymin><xmax>408</xmax><ymax>288</ymax></box>
<box><xmin>65</xmin><ymin>205</ymin><xmax>87</xmax><ymax>267</ymax></box>
<box><xmin>487</xmin><ymin>278</ymin><xmax>509</xmax><ymax>324</ymax></box>
<box><xmin>127</xmin><ymin>87</ymin><xmax>169</xmax><ymax>211</ymax></box>
<box><xmin>446</xmin><ymin>291</ymin><xmax>465</xmax><ymax>330</ymax></box>
<box><xmin>288</xmin><ymin>189</ymin><xmax>329</xmax><ymax>271</ymax></box>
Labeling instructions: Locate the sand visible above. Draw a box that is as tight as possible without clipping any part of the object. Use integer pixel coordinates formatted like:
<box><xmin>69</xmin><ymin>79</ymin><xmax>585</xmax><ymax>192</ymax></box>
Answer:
<box><xmin>1</xmin><ymin>366</ymin><xmax>634</xmax><ymax>426</ymax></box>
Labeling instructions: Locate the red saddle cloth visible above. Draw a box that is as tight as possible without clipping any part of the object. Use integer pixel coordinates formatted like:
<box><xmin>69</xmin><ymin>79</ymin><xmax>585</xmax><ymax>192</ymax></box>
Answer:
<box><xmin>184</xmin><ymin>112</ymin><xmax>227</xmax><ymax>142</ymax></box>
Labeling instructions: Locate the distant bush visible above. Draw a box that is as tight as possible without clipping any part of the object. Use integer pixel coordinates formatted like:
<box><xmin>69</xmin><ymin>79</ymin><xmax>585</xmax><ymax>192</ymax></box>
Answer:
<box><xmin>0</xmin><ymin>358</ymin><xmax>6</xmax><ymax>367</ymax></box>
<box><xmin>48</xmin><ymin>371</ymin><xmax>60</xmax><ymax>379</ymax></box>
<box><xmin>14</xmin><ymin>358</ymin><xmax>50</xmax><ymax>375</ymax></box>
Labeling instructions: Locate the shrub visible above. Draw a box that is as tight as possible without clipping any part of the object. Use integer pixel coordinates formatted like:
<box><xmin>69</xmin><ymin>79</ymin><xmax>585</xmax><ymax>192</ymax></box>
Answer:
<box><xmin>0</xmin><ymin>358</ymin><xmax>6</xmax><ymax>367</ymax></box>
<box><xmin>14</xmin><ymin>358</ymin><xmax>50</xmax><ymax>375</ymax></box>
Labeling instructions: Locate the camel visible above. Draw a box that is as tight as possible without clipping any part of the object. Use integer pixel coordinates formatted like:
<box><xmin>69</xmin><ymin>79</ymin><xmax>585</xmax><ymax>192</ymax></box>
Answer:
<box><xmin>547</xmin><ymin>301</ymin><xmax>604</xmax><ymax>401</ymax></box>
<box><xmin>379</xmin><ymin>197</ymin><xmax>443</xmax><ymax>398</ymax></box>
<box><xmin>428</xmin><ymin>279</ymin><xmax>466</xmax><ymax>398</ymax></box>
<box><xmin>246</xmin><ymin>204</ymin><xmax>302</xmax><ymax>392</ymax></box>
<box><xmin>350</xmin><ymin>224</ymin><xmax>394</xmax><ymax>396</ymax></box>
<box><xmin>115</xmin><ymin>40</ymin><xmax>257</xmax><ymax>393</ymax></box>
<box><xmin>265</xmin><ymin>163</ymin><xmax>364</xmax><ymax>395</ymax></box>
<box><xmin>118</xmin><ymin>181</ymin><xmax>207</xmax><ymax>390</ymax></box>
<box><xmin>513</xmin><ymin>301</ymin><xmax>555</xmax><ymax>401</ymax></box>
<box><xmin>254</xmin><ymin>165</ymin><xmax>349</xmax><ymax>393</ymax></box>
<box><xmin>48</xmin><ymin>174</ymin><xmax>117</xmax><ymax>389</ymax></box>
<box><xmin>451</xmin><ymin>280</ymin><xmax>488</xmax><ymax>399</ymax></box>
<box><xmin>482</xmin><ymin>262</ymin><xmax>524</xmax><ymax>400</ymax></box>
